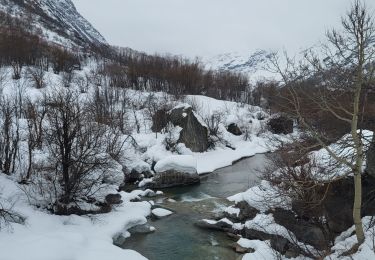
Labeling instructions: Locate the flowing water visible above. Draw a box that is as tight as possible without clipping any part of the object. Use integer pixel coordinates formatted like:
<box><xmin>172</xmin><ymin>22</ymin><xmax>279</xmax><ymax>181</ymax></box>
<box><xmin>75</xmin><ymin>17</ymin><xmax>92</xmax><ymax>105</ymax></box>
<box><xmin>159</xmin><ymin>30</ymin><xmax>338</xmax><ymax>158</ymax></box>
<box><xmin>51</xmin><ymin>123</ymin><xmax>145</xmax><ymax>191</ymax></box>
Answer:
<box><xmin>120</xmin><ymin>154</ymin><xmax>268</xmax><ymax>260</ymax></box>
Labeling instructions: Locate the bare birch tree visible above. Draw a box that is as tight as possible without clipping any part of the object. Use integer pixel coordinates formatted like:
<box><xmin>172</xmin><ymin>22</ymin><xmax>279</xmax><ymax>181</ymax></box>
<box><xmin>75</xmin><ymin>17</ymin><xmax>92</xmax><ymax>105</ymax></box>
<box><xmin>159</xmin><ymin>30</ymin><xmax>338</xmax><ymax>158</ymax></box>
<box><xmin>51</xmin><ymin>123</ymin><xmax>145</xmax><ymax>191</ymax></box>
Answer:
<box><xmin>268</xmin><ymin>1</ymin><xmax>375</xmax><ymax>244</ymax></box>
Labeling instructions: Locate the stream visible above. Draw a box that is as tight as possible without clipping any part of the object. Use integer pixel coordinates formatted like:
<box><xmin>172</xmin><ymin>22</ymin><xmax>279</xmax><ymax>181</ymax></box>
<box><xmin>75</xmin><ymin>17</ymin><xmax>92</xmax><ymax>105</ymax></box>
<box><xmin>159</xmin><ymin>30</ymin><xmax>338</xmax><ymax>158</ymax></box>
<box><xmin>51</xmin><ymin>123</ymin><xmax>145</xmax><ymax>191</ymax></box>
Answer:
<box><xmin>120</xmin><ymin>154</ymin><xmax>268</xmax><ymax>260</ymax></box>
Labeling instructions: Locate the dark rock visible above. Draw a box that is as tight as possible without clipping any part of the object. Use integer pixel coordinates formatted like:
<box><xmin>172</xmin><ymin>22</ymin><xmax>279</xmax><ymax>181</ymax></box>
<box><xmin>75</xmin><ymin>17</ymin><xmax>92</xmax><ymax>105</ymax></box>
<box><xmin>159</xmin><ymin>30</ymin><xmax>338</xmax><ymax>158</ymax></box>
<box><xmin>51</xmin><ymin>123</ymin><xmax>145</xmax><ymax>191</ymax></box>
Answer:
<box><xmin>267</xmin><ymin>115</ymin><xmax>294</xmax><ymax>134</ymax></box>
<box><xmin>126</xmin><ymin>168</ymin><xmax>152</xmax><ymax>184</ymax></box>
<box><xmin>227</xmin><ymin>123</ymin><xmax>242</xmax><ymax>136</ymax></box>
<box><xmin>147</xmin><ymin>170</ymin><xmax>200</xmax><ymax>189</ymax></box>
<box><xmin>224</xmin><ymin>201</ymin><xmax>259</xmax><ymax>223</ymax></box>
<box><xmin>322</xmin><ymin>176</ymin><xmax>375</xmax><ymax>235</ymax></box>
<box><xmin>105</xmin><ymin>193</ymin><xmax>123</xmax><ymax>205</ymax></box>
<box><xmin>195</xmin><ymin>219</ymin><xmax>233</xmax><ymax>232</ymax></box>
<box><xmin>367</xmin><ymin>135</ymin><xmax>375</xmax><ymax>178</ymax></box>
<box><xmin>232</xmin><ymin>243</ymin><xmax>255</xmax><ymax>254</ymax></box>
<box><xmin>226</xmin><ymin>232</ymin><xmax>241</xmax><ymax>241</ymax></box>
<box><xmin>169</xmin><ymin>106</ymin><xmax>209</xmax><ymax>152</ymax></box>
<box><xmin>241</xmin><ymin>227</ymin><xmax>300</xmax><ymax>256</ymax></box>
<box><xmin>236</xmin><ymin>201</ymin><xmax>259</xmax><ymax>221</ymax></box>
<box><xmin>270</xmin><ymin>208</ymin><xmax>328</xmax><ymax>250</ymax></box>
<box><xmin>130</xmin><ymin>196</ymin><xmax>142</xmax><ymax>202</ymax></box>
<box><xmin>128</xmin><ymin>223</ymin><xmax>155</xmax><ymax>234</ymax></box>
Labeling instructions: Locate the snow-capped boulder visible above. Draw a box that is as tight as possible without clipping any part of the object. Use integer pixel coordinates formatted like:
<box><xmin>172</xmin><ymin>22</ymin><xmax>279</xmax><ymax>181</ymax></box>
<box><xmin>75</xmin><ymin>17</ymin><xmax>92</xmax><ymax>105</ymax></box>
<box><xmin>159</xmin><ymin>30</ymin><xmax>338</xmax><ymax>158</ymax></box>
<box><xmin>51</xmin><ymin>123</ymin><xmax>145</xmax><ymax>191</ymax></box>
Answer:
<box><xmin>154</xmin><ymin>155</ymin><xmax>197</xmax><ymax>174</ymax></box>
<box><xmin>169</xmin><ymin>105</ymin><xmax>209</xmax><ymax>152</ymax></box>
<box><xmin>151</xmin><ymin>208</ymin><xmax>173</xmax><ymax>219</ymax></box>
<box><xmin>149</xmin><ymin>155</ymin><xmax>200</xmax><ymax>188</ymax></box>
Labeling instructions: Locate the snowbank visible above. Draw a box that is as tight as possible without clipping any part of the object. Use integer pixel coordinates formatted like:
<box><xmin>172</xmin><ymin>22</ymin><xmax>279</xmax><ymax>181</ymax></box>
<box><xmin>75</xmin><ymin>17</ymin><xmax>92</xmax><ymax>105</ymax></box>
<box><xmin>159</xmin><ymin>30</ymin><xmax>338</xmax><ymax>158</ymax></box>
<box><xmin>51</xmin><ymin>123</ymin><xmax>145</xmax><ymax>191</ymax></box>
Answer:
<box><xmin>154</xmin><ymin>155</ymin><xmax>197</xmax><ymax>174</ymax></box>
<box><xmin>0</xmin><ymin>174</ymin><xmax>151</xmax><ymax>260</ymax></box>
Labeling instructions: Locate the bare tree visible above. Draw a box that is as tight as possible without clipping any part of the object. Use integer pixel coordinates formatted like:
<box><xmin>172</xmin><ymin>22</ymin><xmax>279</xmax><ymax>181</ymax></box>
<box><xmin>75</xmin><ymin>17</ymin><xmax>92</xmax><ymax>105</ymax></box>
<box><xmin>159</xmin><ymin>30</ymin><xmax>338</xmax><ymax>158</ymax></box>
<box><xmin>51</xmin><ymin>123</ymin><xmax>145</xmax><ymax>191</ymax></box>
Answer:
<box><xmin>0</xmin><ymin>98</ymin><xmax>20</xmax><ymax>175</ymax></box>
<box><xmin>27</xmin><ymin>61</ymin><xmax>47</xmax><ymax>89</ymax></box>
<box><xmin>268</xmin><ymin>1</ymin><xmax>375</xmax><ymax>244</ymax></box>
<box><xmin>43</xmin><ymin>90</ymin><xmax>114</xmax><ymax>214</ymax></box>
<box><xmin>22</xmin><ymin>98</ymin><xmax>47</xmax><ymax>181</ymax></box>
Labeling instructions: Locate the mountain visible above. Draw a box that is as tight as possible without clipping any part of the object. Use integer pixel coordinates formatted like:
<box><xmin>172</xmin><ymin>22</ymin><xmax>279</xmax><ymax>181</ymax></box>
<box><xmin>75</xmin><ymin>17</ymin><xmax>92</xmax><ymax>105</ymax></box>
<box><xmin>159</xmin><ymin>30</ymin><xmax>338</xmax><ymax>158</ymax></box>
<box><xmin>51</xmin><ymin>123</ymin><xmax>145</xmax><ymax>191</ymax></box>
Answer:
<box><xmin>204</xmin><ymin>50</ymin><xmax>277</xmax><ymax>83</ymax></box>
<box><xmin>0</xmin><ymin>0</ymin><xmax>107</xmax><ymax>48</ymax></box>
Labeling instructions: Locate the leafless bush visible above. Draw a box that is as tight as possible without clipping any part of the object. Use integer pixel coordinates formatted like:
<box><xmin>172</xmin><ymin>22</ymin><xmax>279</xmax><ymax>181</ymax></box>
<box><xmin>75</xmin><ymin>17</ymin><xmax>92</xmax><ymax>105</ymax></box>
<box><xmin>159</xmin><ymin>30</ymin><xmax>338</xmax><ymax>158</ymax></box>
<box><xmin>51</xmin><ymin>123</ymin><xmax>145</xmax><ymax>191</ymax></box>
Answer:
<box><xmin>27</xmin><ymin>64</ymin><xmax>46</xmax><ymax>89</ymax></box>
<box><xmin>22</xmin><ymin>99</ymin><xmax>47</xmax><ymax>181</ymax></box>
<box><xmin>89</xmin><ymin>87</ymin><xmax>130</xmax><ymax>134</ymax></box>
<box><xmin>60</xmin><ymin>71</ymin><xmax>75</xmax><ymax>88</ymax></box>
<box><xmin>24</xmin><ymin>90</ymin><xmax>117</xmax><ymax>214</ymax></box>
<box><xmin>11</xmin><ymin>61</ymin><xmax>22</xmax><ymax>80</ymax></box>
<box><xmin>0</xmin><ymin>200</ymin><xmax>24</xmax><ymax>231</ymax></box>
<box><xmin>204</xmin><ymin>111</ymin><xmax>223</xmax><ymax>137</ymax></box>
<box><xmin>0</xmin><ymin>98</ymin><xmax>20</xmax><ymax>175</ymax></box>
<box><xmin>0</xmin><ymin>68</ymin><xmax>9</xmax><ymax>96</ymax></box>
<box><xmin>74</xmin><ymin>75</ymin><xmax>89</xmax><ymax>93</ymax></box>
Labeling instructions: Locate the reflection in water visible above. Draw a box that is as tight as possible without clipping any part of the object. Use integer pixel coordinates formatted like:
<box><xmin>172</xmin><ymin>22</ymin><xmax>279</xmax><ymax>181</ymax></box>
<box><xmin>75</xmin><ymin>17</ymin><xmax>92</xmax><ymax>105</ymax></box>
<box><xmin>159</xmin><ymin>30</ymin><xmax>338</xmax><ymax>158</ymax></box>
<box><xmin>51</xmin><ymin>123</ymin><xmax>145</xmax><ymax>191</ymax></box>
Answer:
<box><xmin>120</xmin><ymin>154</ymin><xmax>268</xmax><ymax>260</ymax></box>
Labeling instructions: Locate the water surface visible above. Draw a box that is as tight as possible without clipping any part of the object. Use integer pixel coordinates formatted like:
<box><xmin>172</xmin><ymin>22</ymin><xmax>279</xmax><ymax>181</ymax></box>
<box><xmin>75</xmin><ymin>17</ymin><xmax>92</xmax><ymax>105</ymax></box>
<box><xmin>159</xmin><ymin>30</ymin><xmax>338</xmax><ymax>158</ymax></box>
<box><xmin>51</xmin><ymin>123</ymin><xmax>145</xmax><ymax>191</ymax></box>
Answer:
<box><xmin>121</xmin><ymin>154</ymin><xmax>268</xmax><ymax>260</ymax></box>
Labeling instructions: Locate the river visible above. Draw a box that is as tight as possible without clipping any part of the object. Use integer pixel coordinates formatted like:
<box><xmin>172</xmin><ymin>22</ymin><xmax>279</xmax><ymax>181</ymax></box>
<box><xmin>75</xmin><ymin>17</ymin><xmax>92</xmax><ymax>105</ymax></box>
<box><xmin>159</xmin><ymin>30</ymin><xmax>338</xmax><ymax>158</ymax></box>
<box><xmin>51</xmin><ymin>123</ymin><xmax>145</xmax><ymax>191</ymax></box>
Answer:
<box><xmin>120</xmin><ymin>154</ymin><xmax>268</xmax><ymax>260</ymax></box>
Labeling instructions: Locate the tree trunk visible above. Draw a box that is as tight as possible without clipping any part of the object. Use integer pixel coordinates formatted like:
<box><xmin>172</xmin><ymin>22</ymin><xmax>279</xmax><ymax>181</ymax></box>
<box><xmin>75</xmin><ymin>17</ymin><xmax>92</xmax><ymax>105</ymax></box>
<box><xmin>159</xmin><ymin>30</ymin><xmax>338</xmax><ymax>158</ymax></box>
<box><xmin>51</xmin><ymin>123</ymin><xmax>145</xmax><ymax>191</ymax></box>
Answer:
<box><xmin>353</xmin><ymin>170</ymin><xmax>365</xmax><ymax>244</ymax></box>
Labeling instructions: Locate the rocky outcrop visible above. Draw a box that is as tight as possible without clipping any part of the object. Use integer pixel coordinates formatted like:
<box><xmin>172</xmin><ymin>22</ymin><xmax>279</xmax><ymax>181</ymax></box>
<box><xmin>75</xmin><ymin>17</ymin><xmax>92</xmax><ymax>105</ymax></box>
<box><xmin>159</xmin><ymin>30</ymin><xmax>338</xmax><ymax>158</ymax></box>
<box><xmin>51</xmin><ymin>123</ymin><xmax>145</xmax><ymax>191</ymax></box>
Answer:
<box><xmin>148</xmin><ymin>170</ymin><xmax>200</xmax><ymax>189</ymax></box>
<box><xmin>267</xmin><ymin>115</ymin><xmax>293</xmax><ymax>134</ymax></box>
<box><xmin>321</xmin><ymin>176</ymin><xmax>375</xmax><ymax>235</ymax></box>
<box><xmin>224</xmin><ymin>201</ymin><xmax>259</xmax><ymax>222</ymax></box>
<box><xmin>169</xmin><ymin>106</ymin><xmax>209</xmax><ymax>152</ymax></box>
<box><xmin>227</xmin><ymin>123</ymin><xmax>242</xmax><ymax>136</ymax></box>
<box><xmin>269</xmin><ymin>208</ymin><xmax>328</xmax><ymax>250</ymax></box>
<box><xmin>151</xmin><ymin>105</ymin><xmax>209</xmax><ymax>152</ymax></box>
<box><xmin>105</xmin><ymin>193</ymin><xmax>123</xmax><ymax>205</ymax></box>
<box><xmin>147</xmin><ymin>155</ymin><xmax>200</xmax><ymax>188</ymax></box>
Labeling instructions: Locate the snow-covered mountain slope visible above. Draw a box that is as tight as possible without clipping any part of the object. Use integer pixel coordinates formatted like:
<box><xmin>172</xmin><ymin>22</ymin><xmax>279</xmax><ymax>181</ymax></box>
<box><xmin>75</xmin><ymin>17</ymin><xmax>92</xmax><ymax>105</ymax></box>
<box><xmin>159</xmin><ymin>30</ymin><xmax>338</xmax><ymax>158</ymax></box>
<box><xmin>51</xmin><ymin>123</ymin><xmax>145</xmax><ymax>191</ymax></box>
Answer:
<box><xmin>0</xmin><ymin>0</ymin><xmax>107</xmax><ymax>48</ymax></box>
<box><xmin>205</xmin><ymin>50</ymin><xmax>269</xmax><ymax>74</ymax></box>
<box><xmin>204</xmin><ymin>50</ymin><xmax>277</xmax><ymax>83</ymax></box>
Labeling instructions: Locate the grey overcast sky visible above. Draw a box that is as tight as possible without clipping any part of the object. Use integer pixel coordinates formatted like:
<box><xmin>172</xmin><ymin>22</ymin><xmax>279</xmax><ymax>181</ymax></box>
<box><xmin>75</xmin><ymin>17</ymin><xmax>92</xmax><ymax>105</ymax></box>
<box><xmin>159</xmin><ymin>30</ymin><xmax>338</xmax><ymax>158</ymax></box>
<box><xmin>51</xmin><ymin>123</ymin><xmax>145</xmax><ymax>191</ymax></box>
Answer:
<box><xmin>73</xmin><ymin>0</ymin><xmax>375</xmax><ymax>58</ymax></box>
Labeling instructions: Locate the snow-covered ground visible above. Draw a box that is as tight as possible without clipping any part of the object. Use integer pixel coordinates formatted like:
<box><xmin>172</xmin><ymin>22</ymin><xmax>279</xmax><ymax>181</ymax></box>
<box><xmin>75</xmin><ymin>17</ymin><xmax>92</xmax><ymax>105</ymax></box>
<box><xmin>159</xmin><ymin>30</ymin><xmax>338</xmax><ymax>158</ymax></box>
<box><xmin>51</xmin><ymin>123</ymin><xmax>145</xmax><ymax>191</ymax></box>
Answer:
<box><xmin>0</xmin><ymin>174</ymin><xmax>150</xmax><ymax>260</ymax></box>
<box><xmin>0</xmin><ymin>62</ymin><xmax>284</xmax><ymax>260</ymax></box>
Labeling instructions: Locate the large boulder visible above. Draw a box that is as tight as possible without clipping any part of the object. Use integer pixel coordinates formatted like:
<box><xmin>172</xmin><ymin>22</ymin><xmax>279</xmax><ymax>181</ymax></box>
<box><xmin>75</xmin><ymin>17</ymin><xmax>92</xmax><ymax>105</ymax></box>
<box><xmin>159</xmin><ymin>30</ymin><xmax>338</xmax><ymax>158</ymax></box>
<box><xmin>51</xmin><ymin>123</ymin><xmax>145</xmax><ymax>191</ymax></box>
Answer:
<box><xmin>269</xmin><ymin>208</ymin><xmax>328</xmax><ymax>250</ymax></box>
<box><xmin>322</xmin><ymin>176</ymin><xmax>375</xmax><ymax>234</ymax></box>
<box><xmin>169</xmin><ymin>105</ymin><xmax>209</xmax><ymax>152</ymax></box>
<box><xmin>148</xmin><ymin>155</ymin><xmax>200</xmax><ymax>188</ymax></box>
<box><xmin>267</xmin><ymin>114</ymin><xmax>294</xmax><ymax>134</ymax></box>
<box><xmin>227</xmin><ymin>123</ymin><xmax>242</xmax><ymax>136</ymax></box>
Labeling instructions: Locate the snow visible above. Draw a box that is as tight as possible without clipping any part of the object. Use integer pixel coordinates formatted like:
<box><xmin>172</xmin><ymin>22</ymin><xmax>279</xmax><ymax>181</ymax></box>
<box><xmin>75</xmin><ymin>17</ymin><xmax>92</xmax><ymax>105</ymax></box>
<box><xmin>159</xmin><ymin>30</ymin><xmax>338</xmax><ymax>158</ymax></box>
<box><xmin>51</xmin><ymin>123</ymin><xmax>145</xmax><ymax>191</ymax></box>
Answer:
<box><xmin>151</xmin><ymin>208</ymin><xmax>173</xmax><ymax>217</ymax></box>
<box><xmin>240</xmin><ymin>239</ymin><xmax>275</xmax><ymax>260</ymax></box>
<box><xmin>195</xmin><ymin>136</ymin><xmax>269</xmax><ymax>173</ymax></box>
<box><xmin>0</xmin><ymin>62</ymin><xmax>288</xmax><ymax>260</ymax></box>
<box><xmin>154</xmin><ymin>155</ymin><xmax>197</xmax><ymax>174</ymax></box>
<box><xmin>326</xmin><ymin>217</ymin><xmax>375</xmax><ymax>260</ymax></box>
<box><xmin>0</xmin><ymin>174</ymin><xmax>151</xmax><ymax>260</ymax></box>
<box><xmin>228</xmin><ymin>180</ymin><xmax>291</xmax><ymax>212</ymax></box>
<box><xmin>225</xmin><ymin>206</ymin><xmax>240</xmax><ymax>217</ymax></box>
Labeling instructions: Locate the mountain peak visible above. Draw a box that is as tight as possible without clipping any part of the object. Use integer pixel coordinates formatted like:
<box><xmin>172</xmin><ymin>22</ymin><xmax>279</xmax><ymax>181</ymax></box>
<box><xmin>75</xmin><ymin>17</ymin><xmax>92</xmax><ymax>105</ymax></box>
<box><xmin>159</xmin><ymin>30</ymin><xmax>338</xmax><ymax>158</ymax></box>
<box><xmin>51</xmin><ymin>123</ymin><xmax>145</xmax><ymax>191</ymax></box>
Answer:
<box><xmin>0</xmin><ymin>0</ymin><xmax>107</xmax><ymax>48</ymax></box>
